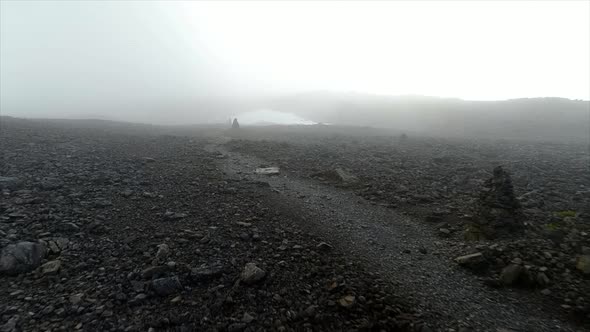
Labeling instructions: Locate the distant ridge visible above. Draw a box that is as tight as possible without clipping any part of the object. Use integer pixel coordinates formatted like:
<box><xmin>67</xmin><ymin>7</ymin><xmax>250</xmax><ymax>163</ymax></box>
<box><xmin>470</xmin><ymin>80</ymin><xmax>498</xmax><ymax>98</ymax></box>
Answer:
<box><xmin>267</xmin><ymin>92</ymin><xmax>590</xmax><ymax>142</ymax></box>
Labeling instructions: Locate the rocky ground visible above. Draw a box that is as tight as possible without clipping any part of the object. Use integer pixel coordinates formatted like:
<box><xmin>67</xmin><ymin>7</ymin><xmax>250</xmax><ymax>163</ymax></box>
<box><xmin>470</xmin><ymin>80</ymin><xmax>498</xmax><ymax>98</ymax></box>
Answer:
<box><xmin>1</xmin><ymin>118</ymin><xmax>589</xmax><ymax>331</ymax></box>
<box><xmin>226</xmin><ymin>127</ymin><xmax>590</xmax><ymax>326</ymax></box>
<box><xmin>0</xmin><ymin>118</ymin><xmax>425</xmax><ymax>332</ymax></box>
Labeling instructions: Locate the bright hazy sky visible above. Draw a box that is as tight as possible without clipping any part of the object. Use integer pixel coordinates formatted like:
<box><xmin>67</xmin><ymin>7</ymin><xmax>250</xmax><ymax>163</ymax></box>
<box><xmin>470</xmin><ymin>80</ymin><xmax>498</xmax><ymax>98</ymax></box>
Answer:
<box><xmin>1</xmin><ymin>1</ymin><xmax>589</xmax><ymax>118</ymax></box>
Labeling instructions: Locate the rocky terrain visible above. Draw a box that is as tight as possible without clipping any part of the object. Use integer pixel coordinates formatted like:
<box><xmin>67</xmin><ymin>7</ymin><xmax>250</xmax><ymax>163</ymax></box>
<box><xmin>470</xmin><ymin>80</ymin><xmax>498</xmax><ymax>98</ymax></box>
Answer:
<box><xmin>0</xmin><ymin>118</ymin><xmax>424</xmax><ymax>331</ymax></box>
<box><xmin>1</xmin><ymin>118</ymin><xmax>589</xmax><ymax>331</ymax></box>
<box><xmin>226</xmin><ymin>128</ymin><xmax>590</xmax><ymax>326</ymax></box>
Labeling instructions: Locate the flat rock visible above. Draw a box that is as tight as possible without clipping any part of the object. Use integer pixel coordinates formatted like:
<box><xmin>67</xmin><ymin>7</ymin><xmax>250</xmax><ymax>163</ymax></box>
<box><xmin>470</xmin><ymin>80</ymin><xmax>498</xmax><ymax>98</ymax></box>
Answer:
<box><xmin>255</xmin><ymin>167</ymin><xmax>280</xmax><ymax>175</ymax></box>
<box><xmin>41</xmin><ymin>260</ymin><xmax>61</xmax><ymax>275</ymax></box>
<box><xmin>454</xmin><ymin>252</ymin><xmax>483</xmax><ymax>264</ymax></box>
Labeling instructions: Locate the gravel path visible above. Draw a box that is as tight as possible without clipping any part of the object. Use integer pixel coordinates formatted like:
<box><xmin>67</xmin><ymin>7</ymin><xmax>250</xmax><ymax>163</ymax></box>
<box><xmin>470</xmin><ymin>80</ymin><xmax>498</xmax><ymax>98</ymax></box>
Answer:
<box><xmin>208</xmin><ymin>136</ymin><xmax>581</xmax><ymax>332</ymax></box>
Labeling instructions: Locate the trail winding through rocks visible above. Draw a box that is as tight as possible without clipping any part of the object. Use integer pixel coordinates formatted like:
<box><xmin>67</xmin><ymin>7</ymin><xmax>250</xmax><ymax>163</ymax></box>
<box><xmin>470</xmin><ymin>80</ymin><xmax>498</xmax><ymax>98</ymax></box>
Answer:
<box><xmin>206</xmin><ymin>136</ymin><xmax>579</xmax><ymax>332</ymax></box>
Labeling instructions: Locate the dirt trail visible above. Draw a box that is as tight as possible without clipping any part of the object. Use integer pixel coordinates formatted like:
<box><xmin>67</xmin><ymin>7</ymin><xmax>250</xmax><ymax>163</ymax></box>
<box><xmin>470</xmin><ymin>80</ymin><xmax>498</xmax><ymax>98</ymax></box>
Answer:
<box><xmin>206</xmin><ymin>136</ymin><xmax>580</xmax><ymax>332</ymax></box>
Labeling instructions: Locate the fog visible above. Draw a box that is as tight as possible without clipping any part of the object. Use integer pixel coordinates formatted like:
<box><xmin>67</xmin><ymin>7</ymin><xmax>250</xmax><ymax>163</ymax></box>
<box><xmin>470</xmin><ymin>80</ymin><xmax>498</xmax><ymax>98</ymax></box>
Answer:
<box><xmin>1</xmin><ymin>1</ymin><xmax>589</xmax><ymax>130</ymax></box>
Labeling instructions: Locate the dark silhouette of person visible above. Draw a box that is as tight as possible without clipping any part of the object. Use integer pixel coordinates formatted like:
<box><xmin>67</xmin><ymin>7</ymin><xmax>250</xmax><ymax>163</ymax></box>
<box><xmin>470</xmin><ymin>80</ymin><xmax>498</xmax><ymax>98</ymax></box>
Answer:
<box><xmin>232</xmin><ymin>118</ymin><xmax>240</xmax><ymax>129</ymax></box>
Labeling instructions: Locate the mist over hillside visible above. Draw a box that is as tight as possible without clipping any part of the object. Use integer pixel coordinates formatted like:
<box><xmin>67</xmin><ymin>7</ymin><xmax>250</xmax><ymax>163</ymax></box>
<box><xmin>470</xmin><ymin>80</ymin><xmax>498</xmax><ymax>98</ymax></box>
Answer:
<box><xmin>267</xmin><ymin>92</ymin><xmax>590</xmax><ymax>142</ymax></box>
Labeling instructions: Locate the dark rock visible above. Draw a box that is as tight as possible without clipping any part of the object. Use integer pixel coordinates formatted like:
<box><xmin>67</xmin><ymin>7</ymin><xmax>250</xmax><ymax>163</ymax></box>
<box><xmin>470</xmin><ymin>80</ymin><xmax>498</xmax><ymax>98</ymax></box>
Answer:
<box><xmin>152</xmin><ymin>243</ymin><xmax>170</xmax><ymax>265</ymax></box>
<box><xmin>454</xmin><ymin>252</ymin><xmax>487</xmax><ymax>270</ymax></box>
<box><xmin>500</xmin><ymin>264</ymin><xmax>523</xmax><ymax>285</ymax></box>
<box><xmin>1</xmin><ymin>315</ymin><xmax>20</xmax><ymax>332</ymax></box>
<box><xmin>152</xmin><ymin>276</ymin><xmax>182</xmax><ymax>296</ymax></box>
<box><xmin>190</xmin><ymin>266</ymin><xmax>224</xmax><ymax>282</ymax></box>
<box><xmin>0</xmin><ymin>241</ymin><xmax>47</xmax><ymax>275</ymax></box>
<box><xmin>439</xmin><ymin>228</ymin><xmax>451</xmax><ymax>237</ymax></box>
<box><xmin>39</xmin><ymin>177</ymin><xmax>63</xmax><ymax>190</ymax></box>
<box><xmin>228</xmin><ymin>322</ymin><xmax>246</xmax><ymax>332</ymax></box>
<box><xmin>40</xmin><ymin>260</ymin><xmax>62</xmax><ymax>275</ymax></box>
<box><xmin>142</xmin><ymin>265</ymin><xmax>169</xmax><ymax>279</ymax></box>
<box><xmin>577</xmin><ymin>255</ymin><xmax>590</xmax><ymax>274</ymax></box>
<box><xmin>0</xmin><ymin>177</ymin><xmax>23</xmax><ymax>191</ymax></box>
<box><xmin>240</xmin><ymin>263</ymin><xmax>266</xmax><ymax>284</ymax></box>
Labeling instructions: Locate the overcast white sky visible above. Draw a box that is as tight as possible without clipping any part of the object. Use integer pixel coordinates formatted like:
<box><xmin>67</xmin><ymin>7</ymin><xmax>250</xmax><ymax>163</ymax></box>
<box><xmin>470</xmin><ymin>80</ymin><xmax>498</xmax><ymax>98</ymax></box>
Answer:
<box><xmin>1</xmin><ymin>1</ymin><xmax>589</xmax><ymax>119</ymax></box>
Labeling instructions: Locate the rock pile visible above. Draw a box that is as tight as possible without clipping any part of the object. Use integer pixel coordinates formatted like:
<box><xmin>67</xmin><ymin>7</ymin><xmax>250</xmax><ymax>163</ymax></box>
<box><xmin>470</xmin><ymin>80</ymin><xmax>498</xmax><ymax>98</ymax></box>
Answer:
<box><xmin>232</xmin><ymin>118</ymin><xmax>240</xmax><ymax>129</ymax></box>
<box><xmin>455</xmin><ymin>235</ymin><xmax>590</xmax><ymax>322</ymax></box>
<box><xmin>468</xmin><ymin>166</ymin><xmax>524</xmax><ymax>240</ymax></box>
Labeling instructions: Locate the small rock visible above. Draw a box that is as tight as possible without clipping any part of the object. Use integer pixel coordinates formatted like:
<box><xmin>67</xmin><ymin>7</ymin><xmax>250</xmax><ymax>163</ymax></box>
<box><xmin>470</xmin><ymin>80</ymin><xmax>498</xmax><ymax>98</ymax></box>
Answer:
<box><xmin>152</xmin><ymin>243</ymin><xmax>170</xmax><ymax>265</ymax></box>
<box><xmin>1</xmin><ymin>315</ymin><xmax>19</xmax><ymax>332</ymax></box>
<box><xmin>129</xmin><ymin>293</ymin><xmax>147</xmax><ymax>306</ymax></box>
<box><xmin>303</xmin><ymin>305</ymin><xmax>318</xmax><ymax>317</ymax></box>
<box><xmin>338</xmin><ymin>295</ymin><xmax>355</xmax><ymax>308</ymax></box>
<box><xmin>316</xmin><ymin>242</ymin><xmax>333</xmax><ymax>251</ymax></box>
<box><xmin>142</xmin><ymin>265</ymin><xmax>169</xmax><ymax>279</ymax></box>
<box><xmin>439</xmin><ymin>228</ymin><xmax>451</xmax><ymax>237</ymax></box>
<box><xmin>40</xmin><ymin>260</ymin><xmax>61</xmax><ymax>275</ymax></box>
<box><xmin>190</xmin><ymin>266</ymin><xmax>224</xmax><ymax>282</ymax></box>
<box><xmin>70</xmin><ymin>293</ymin><xmax>84</xmax><ymax>305</ymax></box>
<box><xmin>242</xmin><ymin>312</ymin><xmax>255</xmax><ymax>324</ymax></box>
<box><xmin>152</xmin><ymin>276</ymin><xmax>182</xmax><ymax>296</ymax></box>
<box><xmin>120</xmin><ymin>189</ymin><xmax>133</xmax><ymax>197</ymax></box>
<box><xmin>454</xmin><ymin>253</ymin><xmax>484</xmax><ymax>266</ymax></box>
<box><xmin>240</xmin><ymin>263</ymin><xmax>266</xmax><ymax>284</ymax></box>
<box><xmin>228</xmin><ymin>323</ymin><xmax>247</xmax><ymax>332</ymax></box>
<box><xmin>540</xmin><ymin>289</ymin><xmax>551</xmax><ymax>296</ymax></box>
<box><xmin>536</xmin><ymin>272</ymin><xmax>550</xmax><ymax>286</ymax></box>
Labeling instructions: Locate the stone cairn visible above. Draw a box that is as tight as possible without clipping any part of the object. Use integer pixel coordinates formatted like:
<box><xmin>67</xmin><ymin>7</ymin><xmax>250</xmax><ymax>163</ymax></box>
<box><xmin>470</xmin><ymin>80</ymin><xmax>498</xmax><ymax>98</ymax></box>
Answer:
<box><xmin>467</xmin><ymin>166</ymin><xmax>524</xmax><ymax>240</ymax></box>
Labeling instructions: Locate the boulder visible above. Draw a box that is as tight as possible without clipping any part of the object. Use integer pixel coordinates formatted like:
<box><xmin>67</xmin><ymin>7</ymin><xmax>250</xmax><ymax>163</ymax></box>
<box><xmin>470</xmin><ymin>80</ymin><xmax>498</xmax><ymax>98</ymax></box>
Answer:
<box><xmin>0</xmin><ymin>241</ymin><xmax>47</xmax><ymax>275</ymax></box>
<box><xmin>500</xmin><ymin>264</ymin><xmax>523</xmax><ymax>285</ymax></box>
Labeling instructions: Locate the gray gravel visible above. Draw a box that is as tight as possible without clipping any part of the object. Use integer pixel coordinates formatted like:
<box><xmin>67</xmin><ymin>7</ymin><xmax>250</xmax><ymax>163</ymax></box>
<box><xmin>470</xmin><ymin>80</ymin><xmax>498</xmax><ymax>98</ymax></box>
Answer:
<box><xmin>210</xmin><ymin>136</ymin><xmax>581</xmax><ymax>332</ymax></box>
